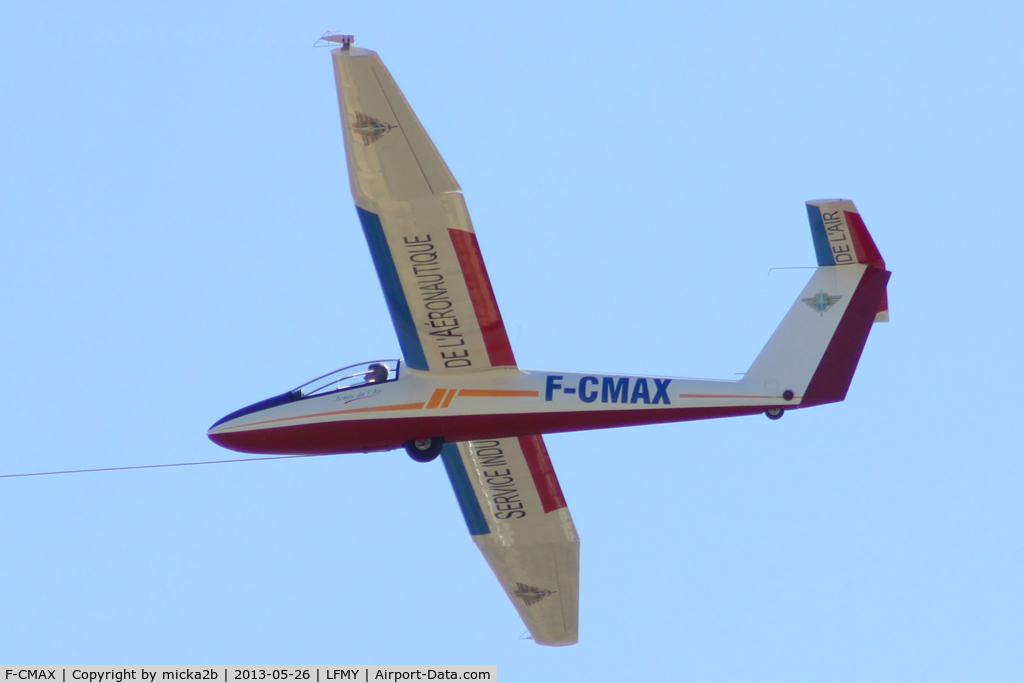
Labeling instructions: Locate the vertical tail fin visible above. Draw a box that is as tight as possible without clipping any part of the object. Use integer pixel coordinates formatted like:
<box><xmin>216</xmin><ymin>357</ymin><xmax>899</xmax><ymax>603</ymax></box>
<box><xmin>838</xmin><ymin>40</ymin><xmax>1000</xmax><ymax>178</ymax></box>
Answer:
<box><xmin>742</xmin><ymin>200</ymin><xmax>891</xmax><ymax>407</ymax></box>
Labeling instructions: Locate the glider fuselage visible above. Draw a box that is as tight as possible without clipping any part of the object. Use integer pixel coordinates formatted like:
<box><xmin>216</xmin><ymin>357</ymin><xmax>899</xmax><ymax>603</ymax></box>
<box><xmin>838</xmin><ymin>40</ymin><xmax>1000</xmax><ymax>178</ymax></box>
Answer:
<box><xmin>208</xmin><ymin>365</ymin><xmax>793</xmax><ymax>455</ymax></box>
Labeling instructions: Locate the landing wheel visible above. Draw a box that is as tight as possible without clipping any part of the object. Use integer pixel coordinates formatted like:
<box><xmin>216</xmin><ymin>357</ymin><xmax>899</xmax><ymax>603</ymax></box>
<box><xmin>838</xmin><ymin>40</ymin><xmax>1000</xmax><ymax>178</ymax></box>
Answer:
<box><xmin>405</xmin><ymin>437</ymin><xmax>445</xmax><ymax>462</ymax></box>
<box><xmin>765</xmin><ymin>407</ymin><xmax>784</xmax><ymax>420</ymax></box>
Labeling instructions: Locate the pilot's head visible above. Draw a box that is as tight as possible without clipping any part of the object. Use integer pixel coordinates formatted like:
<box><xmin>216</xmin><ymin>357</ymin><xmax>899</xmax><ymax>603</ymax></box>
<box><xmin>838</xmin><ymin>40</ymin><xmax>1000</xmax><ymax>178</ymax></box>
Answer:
<box><xmin>365</xmin><ymin>363</ymin><xmax>389</xmax><ymax>383</ymax></box>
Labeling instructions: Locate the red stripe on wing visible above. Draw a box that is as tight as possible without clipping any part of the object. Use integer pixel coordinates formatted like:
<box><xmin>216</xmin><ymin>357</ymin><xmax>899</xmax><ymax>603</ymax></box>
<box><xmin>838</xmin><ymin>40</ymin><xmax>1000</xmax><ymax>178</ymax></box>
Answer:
<box><xmin>448</xmin><ymin>228</ymin><xmax>517</xmax><ymax>368</ymax></box>
<box><xmin>518</xmin><ymin>434</ymin><xmax>567</xmax><ymax>513</ymax></box>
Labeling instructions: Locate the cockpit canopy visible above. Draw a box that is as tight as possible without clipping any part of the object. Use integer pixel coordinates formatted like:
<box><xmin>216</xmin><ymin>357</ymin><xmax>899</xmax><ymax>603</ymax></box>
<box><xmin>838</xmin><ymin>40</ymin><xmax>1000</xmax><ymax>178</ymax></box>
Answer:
<box><xmin>291</xmin><ymin>359</ymin><xmax>400</xmax><ymax>399</ymax></box>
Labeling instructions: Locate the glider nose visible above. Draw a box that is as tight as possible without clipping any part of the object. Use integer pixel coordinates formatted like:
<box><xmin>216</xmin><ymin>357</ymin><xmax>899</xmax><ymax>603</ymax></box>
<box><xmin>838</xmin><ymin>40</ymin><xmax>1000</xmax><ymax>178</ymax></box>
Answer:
<box><xmin>207</xmin><ymin>392</ymin><xmax>297</xmax><ymax>453</ymax></box>
<box><xmin>207</xmin><ymin>418</ymin><xmax>257</xmax><ymax>453</ymax></box>
<box><xmin>206</xmin><ymin>424</ymin><xmax>240</xmax><ymax>451</ymax></box>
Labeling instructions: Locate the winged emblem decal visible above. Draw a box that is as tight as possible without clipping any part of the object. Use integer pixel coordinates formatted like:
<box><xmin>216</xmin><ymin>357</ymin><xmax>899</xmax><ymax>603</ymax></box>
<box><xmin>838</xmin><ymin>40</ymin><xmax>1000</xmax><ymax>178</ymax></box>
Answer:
<box><xmin>802</xmin><ymin>291</ymin><xmax>843</xmax><ymax>315</ymax></box>
<box><xmin>513</xmin><ymin>582</ymin><xmax>557</xmax><ymax>607</ymax></box>
<box><xmin>351</xmin><ymin>112</ymin><xmax>397</xmax><ymax>146</ymax></box>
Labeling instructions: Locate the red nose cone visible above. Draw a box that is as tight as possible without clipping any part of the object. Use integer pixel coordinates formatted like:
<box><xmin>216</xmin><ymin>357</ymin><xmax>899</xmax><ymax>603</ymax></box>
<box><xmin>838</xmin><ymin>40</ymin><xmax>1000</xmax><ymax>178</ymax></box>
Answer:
<box><xmin>207</xmin><ymin>424</ymin><xmax>294</xmax><ymax>455</ymax></box>
<box><xmin>206</xmin><ymin>428</ymin><xmax>248</xmax><ymax>453</ymax></box>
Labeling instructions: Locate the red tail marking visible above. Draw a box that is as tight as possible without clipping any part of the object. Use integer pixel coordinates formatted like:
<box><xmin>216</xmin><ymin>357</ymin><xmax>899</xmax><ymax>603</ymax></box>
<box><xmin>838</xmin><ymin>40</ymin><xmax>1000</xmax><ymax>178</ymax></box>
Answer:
<box><xmin>802</xmin><ymin>267</ymin><xmax>891</xmax><ymax>407</ymax></box>
<box><xmin>844</xmin><ymin>211</ymin><xmax>885</xmax><ymax>269</ymax></box>
<box><xmin>845</xmin><ymin>211</ymin><xmax>889</xmax><ymax>319</ymax></box>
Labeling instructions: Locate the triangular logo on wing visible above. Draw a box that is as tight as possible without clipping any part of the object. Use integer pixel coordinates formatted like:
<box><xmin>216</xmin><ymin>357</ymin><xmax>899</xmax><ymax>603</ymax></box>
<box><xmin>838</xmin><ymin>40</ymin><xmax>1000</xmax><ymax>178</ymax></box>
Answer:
<box><xmin>802</xmin><ymin>291</ymin><xmax>843</xmax><ymax>316</ymax></box>
<box><xmin>351</xmin><ymin>112</ymin><xmax>397</xmax><ymax>146</ymax></box>
<box><xmin>513</xmin><ymin>582</ymin><xmax>557</xmax><ymax>607</ymax></box>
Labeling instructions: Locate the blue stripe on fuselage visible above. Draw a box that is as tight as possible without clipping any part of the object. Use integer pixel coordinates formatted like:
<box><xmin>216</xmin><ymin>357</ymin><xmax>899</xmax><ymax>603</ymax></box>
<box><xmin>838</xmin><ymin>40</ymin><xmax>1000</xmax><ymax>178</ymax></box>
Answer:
<box><xmin>441</xmin><ymin>443</ymin><xmax>490</xmax><ymax>536</ymax></box>
<box><xmin>807</xmin><ymin>204</ymin><xmax>837</xmax><ymax>266</ymax></box>
<box><xmin>356</xmin><ymin>206</ymin><xmax>429</xmax><ymax>370</ymax></box>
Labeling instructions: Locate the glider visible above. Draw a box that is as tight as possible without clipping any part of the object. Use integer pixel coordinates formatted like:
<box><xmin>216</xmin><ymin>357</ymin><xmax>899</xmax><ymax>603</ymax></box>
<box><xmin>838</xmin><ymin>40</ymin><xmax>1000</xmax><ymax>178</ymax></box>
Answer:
<box><xmin>208</xmin><ymin>35</ymin><xmax>891</xmax><ymax>646</ymax></box>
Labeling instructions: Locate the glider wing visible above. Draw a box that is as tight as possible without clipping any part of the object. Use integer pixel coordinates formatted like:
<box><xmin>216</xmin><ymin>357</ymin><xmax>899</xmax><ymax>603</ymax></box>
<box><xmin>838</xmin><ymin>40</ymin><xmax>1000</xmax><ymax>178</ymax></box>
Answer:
<box><xmin>332</xmin><ymin>47</ymin><xmax>516</xmax><ymax>373</ymax></box>
<box><xmin>441</xmin><ymin>435</ymin><xmax>580</xmax><ymax>646</ymax></box>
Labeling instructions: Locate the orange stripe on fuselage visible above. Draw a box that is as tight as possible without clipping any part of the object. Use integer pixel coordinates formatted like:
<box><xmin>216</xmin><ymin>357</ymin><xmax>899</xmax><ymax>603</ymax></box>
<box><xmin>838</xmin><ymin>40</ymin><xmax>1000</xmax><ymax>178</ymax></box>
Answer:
<box><xmin>458</xmin><ymin>389</ymin><xmax>539</xmax><ymax>398</ymax></box>
<box><xmin>426</xmin><ymin>388</ymin><xmax>447</xmax><ymax>409</ymax></box>
<box><xmin>221</xmin><ymin>391</ymin><xmax>779</xmax><ymax>435</ymax></box>
<box><xmin>222</xmin><ymin>402</ymin><xmax>427</xmax><ymax>430</ymax></box>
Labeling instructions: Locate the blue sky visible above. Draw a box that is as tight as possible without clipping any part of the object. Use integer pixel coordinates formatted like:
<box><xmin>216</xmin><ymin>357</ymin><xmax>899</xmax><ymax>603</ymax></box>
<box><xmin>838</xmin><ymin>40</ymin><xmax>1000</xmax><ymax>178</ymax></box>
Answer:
<box><xmin>1</xmin><ymin>0</ymin><xmax>1022</xmax><ymax>678</ymax></box>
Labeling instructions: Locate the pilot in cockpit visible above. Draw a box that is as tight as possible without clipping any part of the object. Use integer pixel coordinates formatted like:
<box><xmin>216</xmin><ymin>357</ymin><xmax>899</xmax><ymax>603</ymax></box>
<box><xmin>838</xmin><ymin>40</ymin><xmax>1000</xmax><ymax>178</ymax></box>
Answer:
<box><xmin>364</xmin><ymin>363</ymin><xmax>389</xmax><ymax>384</ymax></box>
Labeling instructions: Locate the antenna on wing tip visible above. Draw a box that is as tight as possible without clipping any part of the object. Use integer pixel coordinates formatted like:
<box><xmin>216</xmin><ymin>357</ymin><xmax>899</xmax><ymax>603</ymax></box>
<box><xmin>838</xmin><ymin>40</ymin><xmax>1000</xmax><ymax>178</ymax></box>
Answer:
<box><xmin>316</xmin><ymin>32</ymin><xmax>355</xmax><ymax>49</ymax></box>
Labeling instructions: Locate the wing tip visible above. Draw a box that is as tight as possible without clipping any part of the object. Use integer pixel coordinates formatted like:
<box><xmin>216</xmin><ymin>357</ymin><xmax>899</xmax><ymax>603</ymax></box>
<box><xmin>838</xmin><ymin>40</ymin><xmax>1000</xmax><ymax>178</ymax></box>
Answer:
<box><xmin>532</xmin><ymin>634</ymin><xmax>579</xmax><ymax>647</ymax></box>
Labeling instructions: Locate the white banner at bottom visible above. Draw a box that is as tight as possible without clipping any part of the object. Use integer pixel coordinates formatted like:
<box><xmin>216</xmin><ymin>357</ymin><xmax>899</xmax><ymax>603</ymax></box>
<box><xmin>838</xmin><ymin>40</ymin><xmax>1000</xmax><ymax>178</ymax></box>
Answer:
<box><xmin>0</xmin><ymin>667</ymin><xmax>496</xmax><ymax>683</ymax></box>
